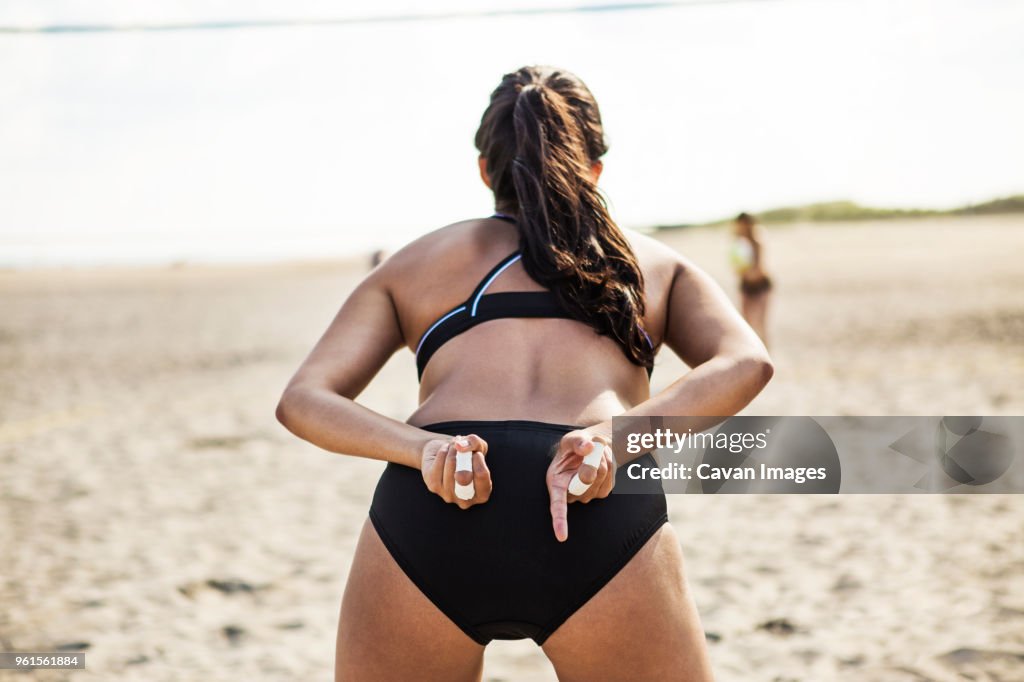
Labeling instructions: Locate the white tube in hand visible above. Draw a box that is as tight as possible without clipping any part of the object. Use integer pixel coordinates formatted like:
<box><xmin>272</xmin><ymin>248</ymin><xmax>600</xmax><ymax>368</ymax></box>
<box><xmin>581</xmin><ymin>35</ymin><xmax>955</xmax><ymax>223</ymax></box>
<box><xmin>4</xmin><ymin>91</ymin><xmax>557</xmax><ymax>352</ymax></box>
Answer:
<box><xmin>568</xmin><ymin>442</ymin><xmax>605</xmax><ymax>496</ymax></box>
<box><xmin>454</xmin><ymin>451</ymin><xmax>475</xmax><ymax>500</ymax></box>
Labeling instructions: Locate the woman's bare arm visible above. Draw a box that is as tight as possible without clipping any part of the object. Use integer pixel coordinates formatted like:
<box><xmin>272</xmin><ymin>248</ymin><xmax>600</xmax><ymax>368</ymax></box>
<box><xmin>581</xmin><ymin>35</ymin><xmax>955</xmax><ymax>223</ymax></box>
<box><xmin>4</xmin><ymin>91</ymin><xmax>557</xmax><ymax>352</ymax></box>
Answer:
<box><xmin>582</xmin><ymin>254</ymin><xmax>774</xmax><ymax>458</ymax></box>
<box><xmin>749</xmin><ymin>228</ymin><xmax>766</xmax><ymax>277</ymax></box>
<box><xmin>274</xmin><ymin>266</ymin><xmax>435</xmax><ymax>468</ymax></box>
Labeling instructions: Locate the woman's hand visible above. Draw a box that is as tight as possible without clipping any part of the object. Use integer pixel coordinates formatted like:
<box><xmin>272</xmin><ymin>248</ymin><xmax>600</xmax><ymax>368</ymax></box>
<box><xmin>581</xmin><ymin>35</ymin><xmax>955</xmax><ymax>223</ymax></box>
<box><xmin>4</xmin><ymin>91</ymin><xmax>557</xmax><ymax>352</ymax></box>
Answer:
<box><xmin>546</xmin><ymin>431</ymin><xmax>616</xmax><ymax>542</ymax></box>
<box><xmin>421</xmin><ymin>434</ymin><xmax>492</xmax><ymax>509</ymax></box>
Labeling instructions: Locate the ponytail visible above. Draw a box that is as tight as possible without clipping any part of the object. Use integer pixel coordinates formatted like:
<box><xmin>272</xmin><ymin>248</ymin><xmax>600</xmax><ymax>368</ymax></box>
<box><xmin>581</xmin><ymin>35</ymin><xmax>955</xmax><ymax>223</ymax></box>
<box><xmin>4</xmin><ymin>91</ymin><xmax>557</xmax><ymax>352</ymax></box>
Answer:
<box><xmin>475</xmin><ymin>66</ymin><xmax>654</xmax><ymax>369</ymax></box>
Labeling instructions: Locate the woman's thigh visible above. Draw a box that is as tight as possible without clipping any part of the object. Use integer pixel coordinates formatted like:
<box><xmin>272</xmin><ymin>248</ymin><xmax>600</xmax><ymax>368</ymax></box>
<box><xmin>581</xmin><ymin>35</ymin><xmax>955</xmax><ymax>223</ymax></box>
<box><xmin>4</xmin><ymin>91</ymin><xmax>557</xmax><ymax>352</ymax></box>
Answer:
<box><xmin>541</xmin><ymin>524</ymin><xmax>714</xmax><ymax>682</ymax></box>
<box><xmin>335</xmin><ymin>518</ymin><xmax>485</xmax><ymax>682</ymax></box>
<box><xmin>741</xmin><ymin>293</ymin><xmax>769</xmax><ymax>338</ymax></box>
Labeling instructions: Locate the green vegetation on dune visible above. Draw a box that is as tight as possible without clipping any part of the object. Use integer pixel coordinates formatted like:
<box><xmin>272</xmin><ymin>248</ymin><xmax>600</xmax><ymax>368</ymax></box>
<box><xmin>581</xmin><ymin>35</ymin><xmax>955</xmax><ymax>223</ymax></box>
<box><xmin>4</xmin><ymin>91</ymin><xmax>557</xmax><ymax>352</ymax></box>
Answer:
<box><xmin>950</xmin><ymin>195</ymin><xmax>1024</xmax><ymax>216</ymax></box>
<box><xmin>757</xmin><ymin>201</ymin><xmax>936</xmax><ymax>223</ymax></box>
<box><xmin>653</xmin><ymin>194</ymin><xmax>1024</xmax><ymax>230</ymax></box>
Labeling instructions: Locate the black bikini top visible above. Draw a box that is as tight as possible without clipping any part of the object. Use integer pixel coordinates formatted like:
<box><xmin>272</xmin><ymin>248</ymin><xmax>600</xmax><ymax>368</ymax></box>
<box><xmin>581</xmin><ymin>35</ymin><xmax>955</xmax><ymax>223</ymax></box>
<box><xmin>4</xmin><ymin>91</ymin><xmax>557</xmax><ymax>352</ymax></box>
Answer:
<box><xmin>414</xmin><ymin>213</ymin><xmax>655</xmax><ymax>381</ymax></box>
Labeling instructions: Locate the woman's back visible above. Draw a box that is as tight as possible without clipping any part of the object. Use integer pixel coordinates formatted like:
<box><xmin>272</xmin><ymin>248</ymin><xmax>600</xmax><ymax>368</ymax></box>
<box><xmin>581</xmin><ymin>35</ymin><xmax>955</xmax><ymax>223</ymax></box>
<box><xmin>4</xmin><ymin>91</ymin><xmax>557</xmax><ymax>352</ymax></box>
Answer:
<box><xmin>377</xmin><ymin>214</ymin><xmax>677</xmax><ymax>427</ymax></box>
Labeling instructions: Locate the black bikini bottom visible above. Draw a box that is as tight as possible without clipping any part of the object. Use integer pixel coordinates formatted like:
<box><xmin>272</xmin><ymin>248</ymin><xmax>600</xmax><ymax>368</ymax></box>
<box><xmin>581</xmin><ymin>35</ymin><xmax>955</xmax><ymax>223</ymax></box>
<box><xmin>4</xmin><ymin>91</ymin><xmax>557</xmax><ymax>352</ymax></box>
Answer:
<box><xmin>740</xmin><ymin>275</ymin><xmax>773</xmax><ymax>296</ymax></box>
<box><xmin>369</xmin><ymin>419</ymin><xmax>667</xmax><ymax>645</ymax></box>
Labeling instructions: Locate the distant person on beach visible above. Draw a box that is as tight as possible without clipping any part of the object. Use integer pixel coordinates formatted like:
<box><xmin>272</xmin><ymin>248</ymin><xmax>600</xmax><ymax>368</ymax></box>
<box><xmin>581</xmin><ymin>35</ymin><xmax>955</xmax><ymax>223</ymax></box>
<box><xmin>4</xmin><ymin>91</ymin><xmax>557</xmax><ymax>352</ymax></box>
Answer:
<box><xmin>369</xmin><ymin>248</ymin><xmax>388</xmax><ymax>269</ymax></box>
<box><xmin>277</xmin><ymin>65</ymin><xmax>771</xmax><ymax>681</ymax></box>
<box><xmin>730</xmin><ymin>212</ymin><xmax>773</xmax><ymax>345</ymax></box>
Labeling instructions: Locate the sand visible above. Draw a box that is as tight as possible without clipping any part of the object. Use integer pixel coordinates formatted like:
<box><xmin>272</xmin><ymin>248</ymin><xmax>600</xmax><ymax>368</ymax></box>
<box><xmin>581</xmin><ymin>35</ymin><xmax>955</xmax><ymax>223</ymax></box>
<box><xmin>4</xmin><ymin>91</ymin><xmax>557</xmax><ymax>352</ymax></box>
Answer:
<box><xmin>1</xmin><ymin>215</ymin><xmax>1022</xmax><ymax>681</ymax></box>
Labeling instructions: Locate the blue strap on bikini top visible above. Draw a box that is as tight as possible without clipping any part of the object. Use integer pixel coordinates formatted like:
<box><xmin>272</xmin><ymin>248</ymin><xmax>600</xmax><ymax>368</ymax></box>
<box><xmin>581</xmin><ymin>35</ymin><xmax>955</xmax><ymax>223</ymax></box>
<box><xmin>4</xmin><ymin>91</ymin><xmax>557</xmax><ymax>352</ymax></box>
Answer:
<box><xmin>414</xmin><ymin>213</ymin><xmax>655</xmax><ymax>381</ymax></box>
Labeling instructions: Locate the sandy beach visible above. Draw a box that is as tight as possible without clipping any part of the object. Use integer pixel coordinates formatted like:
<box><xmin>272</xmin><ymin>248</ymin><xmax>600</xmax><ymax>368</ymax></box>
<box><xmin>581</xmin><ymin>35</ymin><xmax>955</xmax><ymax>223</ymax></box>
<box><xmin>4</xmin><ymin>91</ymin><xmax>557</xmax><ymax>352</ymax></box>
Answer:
<box><xmin>2</xmin><ymin>215</ymin><xmax>1023</xmax><ymax>681</ymax></box>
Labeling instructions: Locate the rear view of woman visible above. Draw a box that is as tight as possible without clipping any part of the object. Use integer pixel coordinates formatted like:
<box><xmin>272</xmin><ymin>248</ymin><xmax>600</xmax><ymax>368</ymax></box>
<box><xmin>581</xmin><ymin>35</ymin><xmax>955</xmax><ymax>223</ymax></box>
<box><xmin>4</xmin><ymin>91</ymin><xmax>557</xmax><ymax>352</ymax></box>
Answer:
<box><xmin>276</xmin><ymin>65</ymin><xmax>773</xmax><ymax>681</ymax></box>
<box><xmin>730</xmin><ymin>211</ymin><xmax>773</xmax><ymax>345</ymax></box>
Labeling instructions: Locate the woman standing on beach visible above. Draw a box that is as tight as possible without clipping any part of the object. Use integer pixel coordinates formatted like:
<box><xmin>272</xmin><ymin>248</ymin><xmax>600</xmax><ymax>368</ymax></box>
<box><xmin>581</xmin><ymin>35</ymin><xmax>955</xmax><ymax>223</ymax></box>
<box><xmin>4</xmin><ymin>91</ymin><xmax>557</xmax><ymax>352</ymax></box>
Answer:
<box><xmin>276</xmin><ymin>65</ymin><xmax>772</xmax><ymax>681</ymax></box>
<box><xmin>730</xmin><ymin>212</ymin><xmax>773</xmax><ymax>345</ymax></box>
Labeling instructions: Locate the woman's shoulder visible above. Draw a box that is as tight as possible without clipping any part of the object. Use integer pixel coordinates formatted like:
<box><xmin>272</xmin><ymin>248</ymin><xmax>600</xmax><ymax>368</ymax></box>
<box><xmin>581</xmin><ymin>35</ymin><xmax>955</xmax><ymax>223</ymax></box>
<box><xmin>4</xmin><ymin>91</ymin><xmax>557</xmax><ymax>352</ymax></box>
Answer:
<box><xmin>371</xmin><ymin>217</ymin><xmax>517</xmax><ymax>288</ymax></box>
<box><xmin>392</xmin><ymin>218</ymin><xmax>478</xmax><ymax>256</ymax></box>
<box><xmin>622</xmin><ymin>227</ymin><xmax>693</xmax><ymax>275</ymax></box>
<box><xmin>376</xmin><ymin>219</ymin><xmax>499</xmax><ymax>270</ymax></box>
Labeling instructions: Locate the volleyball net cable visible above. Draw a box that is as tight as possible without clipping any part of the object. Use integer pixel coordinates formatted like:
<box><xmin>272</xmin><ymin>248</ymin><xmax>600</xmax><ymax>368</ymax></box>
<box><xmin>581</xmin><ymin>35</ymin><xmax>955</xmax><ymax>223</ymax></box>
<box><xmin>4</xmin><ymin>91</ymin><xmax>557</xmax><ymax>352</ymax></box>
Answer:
<box><xmin>1</xmin><ymin>0</ymin><xmax>788</xmax><ymax>35</ymax></box>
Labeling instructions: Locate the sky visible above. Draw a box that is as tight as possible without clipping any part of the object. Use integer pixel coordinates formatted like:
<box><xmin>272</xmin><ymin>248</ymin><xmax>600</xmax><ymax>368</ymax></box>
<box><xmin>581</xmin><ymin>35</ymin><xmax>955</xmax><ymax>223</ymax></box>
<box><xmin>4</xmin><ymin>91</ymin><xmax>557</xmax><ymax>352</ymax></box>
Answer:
<box><xmin>2</xmin><ymin>0</ymin><xmax>1023</xmax><ymax>266</ymax></box>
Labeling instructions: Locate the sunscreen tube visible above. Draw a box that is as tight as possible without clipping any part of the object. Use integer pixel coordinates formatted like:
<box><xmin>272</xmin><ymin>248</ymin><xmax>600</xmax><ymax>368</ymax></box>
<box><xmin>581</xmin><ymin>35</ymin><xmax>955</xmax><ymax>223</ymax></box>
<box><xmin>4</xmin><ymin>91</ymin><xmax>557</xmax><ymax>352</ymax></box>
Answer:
<box><xmin>454</xmin><ymin>451</ymin><xmax>475</xmax><ymax>500</ymax></box>
<box><xmin>568</xmin><ymin>442</ymin><xmax>605</xmax><ymax>496</ymax></box>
